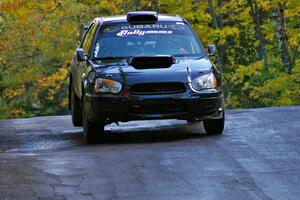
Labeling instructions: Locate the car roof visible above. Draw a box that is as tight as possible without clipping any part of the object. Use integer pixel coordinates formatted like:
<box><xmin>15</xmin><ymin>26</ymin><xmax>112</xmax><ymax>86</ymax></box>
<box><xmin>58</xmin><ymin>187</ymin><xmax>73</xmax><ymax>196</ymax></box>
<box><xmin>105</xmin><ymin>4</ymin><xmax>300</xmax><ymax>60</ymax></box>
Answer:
<box><xmin>94</xmin><ymin>14</ymin><xmax>185</xmax><ymax>24</ymax></box>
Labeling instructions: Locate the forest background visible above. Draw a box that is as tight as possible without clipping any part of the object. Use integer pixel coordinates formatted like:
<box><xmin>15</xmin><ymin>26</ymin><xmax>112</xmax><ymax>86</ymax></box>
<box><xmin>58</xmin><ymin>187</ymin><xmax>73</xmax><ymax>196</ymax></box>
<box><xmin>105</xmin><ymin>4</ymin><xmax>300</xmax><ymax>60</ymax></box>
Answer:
<box><xmin>0</xmin><ymin>0</ymin><xmax>299</xmax><ymax>119</ymax></box>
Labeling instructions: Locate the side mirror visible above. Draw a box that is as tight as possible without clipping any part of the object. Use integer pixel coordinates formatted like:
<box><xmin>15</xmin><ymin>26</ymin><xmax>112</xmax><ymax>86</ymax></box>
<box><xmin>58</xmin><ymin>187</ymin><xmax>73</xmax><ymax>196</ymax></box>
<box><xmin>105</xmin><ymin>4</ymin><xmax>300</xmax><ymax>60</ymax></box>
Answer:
<box><xmin>76</xmin><ymin>48</ymin><xmax>86</xmax><ymax>62</ymax></box>
<box><xmin>207</xmin><ymin>44</ymin><xmax>216</xmax><ymax>56</ymax></box>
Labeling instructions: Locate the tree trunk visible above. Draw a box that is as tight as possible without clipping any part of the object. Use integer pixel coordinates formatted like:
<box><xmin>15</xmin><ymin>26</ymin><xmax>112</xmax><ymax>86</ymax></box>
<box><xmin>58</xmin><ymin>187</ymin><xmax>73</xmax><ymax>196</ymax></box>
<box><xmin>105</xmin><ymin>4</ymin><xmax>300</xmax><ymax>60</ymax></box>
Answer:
<box><xmin>247</xmin><ymin>0</ymin><xmax>268</xmax><ymax>68</ymax></box>
<box><xmin>207</xmin><ymin>0</ymin><xmax>232</xmax><ymax>105</ymax></box>
<box><xmin>272</xmin><ymin>2</ymin><xmax>294</xmax><ymax>73</ymax></box>
<box><xmin>207</xmin><ymin>0</ymin><xmax>218</xmax><ymax>28</ymax></box>
<box><xmin>207</xmin><ymin>0</ymin><xmax>226</xmax><ymax>68</ymax></box>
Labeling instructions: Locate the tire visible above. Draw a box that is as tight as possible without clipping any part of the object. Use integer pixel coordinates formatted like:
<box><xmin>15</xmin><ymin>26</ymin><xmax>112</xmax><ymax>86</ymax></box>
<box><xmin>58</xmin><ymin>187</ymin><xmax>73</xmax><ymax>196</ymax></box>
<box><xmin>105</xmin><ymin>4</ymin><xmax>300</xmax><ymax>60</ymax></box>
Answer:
<box><xmin>203</xmin><ymin>112</ymin><xmax>225</xmax><ymax>135</ymax></box>
<box><xmin>71</xmin><ymin>83</ymin><xmax>83</xmax><ymax>127</ymax></box>
<box><xmin>82</xmin><ymin>99</ymin><xmax>104</xmax><ymax>144</ymax></box>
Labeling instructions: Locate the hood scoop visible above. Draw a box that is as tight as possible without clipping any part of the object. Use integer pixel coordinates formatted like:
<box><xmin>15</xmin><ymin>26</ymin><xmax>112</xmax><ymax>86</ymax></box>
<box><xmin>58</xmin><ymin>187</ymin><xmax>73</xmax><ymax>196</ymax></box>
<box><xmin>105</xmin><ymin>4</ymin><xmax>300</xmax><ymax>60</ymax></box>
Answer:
<box><xmin>128</xmin><ymin>56</ymin><xmax>176</xmax><ymax>69</ymax></box>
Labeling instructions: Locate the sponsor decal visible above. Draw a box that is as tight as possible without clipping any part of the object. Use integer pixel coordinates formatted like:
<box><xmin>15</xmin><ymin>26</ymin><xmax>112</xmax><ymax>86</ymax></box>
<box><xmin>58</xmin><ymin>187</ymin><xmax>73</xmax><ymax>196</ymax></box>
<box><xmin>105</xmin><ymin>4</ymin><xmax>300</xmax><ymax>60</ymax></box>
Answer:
<box><xmin>119</xmin><ymin>24</ymin><xmax>185</xmax><ymax>30</ymax></box>
<box><xmin>116</xmin><ymin>29</ymin><xmax>173</xmax><ymax>37</ymax></box>
<box><xmin>103</xmin><ymin>26</ymin><xmax>120</xmax><ymax>32</ymax></box>
<box><xmin>103</xmin><ymin>23</ymin><xmax>185</xmax><ymax>33</ymax></box>
<box><xmin>170</xmin><ymin>24</ymin><xmax>185</xmax><ymax>30</ymax></box>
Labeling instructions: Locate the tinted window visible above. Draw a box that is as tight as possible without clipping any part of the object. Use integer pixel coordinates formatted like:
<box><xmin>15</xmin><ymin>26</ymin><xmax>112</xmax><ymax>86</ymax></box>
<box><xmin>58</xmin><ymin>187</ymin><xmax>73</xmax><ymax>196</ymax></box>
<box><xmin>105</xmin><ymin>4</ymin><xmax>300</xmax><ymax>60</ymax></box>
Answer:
<box><xmin>82</xmin><ymin>23</ymin><xmax>96</xmax><ymax>55</ymax></box>
<box><xmin>93</xmin><ymin>22</ymin><xmax>204</xmax><ymax>58</ymax></box>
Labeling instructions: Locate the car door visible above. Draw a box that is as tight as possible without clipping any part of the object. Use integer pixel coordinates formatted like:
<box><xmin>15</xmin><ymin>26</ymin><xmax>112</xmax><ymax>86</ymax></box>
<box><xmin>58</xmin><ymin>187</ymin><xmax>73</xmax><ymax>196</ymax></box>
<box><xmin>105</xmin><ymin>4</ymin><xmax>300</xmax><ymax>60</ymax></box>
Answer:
<box><xmin>72</xmin><ymin>22</ymin><xmax>97</xmax><ymax>99</ymax></box>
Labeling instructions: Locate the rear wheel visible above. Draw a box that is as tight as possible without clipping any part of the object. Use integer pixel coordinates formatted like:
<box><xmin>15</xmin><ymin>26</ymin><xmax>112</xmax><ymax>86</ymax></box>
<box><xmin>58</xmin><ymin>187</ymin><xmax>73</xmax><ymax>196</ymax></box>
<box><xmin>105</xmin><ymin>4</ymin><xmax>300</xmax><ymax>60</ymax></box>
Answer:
<box><xmin>71</xmin><ymin>83</ymin><xmax>82</xmax><ymax>126</ymax></box>
<box><xmin>82</xmin><ymin>99</ymin><xmax>104</xmax><ymax>144</ymax></box>
<box><xmin>203</xmin><ymin>112</ymin><xmax>225</xmax><ymax>135</ymax></box>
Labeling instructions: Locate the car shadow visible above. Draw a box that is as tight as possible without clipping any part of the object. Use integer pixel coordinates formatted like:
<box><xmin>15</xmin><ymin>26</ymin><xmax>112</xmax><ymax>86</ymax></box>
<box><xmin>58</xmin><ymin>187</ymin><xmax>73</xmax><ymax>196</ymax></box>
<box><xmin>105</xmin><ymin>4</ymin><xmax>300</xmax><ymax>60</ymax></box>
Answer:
<box><xmin>2</xmin><ymin>120</ymin><xmax>216</xmax><ymax>153</ymax></box>
<box><xmin>85</xmin><ymin>121</ymin><xmax>210</xmax><ymax>145</ymax></box>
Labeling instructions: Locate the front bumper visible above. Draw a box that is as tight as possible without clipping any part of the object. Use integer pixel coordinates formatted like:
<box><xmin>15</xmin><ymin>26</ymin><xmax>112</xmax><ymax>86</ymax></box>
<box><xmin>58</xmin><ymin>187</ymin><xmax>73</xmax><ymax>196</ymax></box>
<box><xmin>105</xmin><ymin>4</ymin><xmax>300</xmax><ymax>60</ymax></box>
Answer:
<box><xmin>83</xmin><ymin>89</ymin><xmax>224</xmax><ymax>124</ymax></box>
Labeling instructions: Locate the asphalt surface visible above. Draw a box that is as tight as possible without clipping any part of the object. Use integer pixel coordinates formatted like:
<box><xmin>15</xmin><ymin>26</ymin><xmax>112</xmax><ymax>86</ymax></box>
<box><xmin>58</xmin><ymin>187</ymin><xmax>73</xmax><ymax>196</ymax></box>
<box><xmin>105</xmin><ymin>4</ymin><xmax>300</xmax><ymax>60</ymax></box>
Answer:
<box><xmin>0</xmin><ymin>106</ymin><xmax>299</xmax><ymax>200</ymax></box>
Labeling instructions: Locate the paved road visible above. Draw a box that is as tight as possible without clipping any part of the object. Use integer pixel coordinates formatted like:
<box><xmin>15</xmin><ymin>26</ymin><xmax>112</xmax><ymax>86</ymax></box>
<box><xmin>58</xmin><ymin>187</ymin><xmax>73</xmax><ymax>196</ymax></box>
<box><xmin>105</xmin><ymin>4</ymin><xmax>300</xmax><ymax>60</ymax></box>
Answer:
<box><xmin>0</xmin><ymin>106</ymin><xmax>299</xmax><ymax>200</ymax></box>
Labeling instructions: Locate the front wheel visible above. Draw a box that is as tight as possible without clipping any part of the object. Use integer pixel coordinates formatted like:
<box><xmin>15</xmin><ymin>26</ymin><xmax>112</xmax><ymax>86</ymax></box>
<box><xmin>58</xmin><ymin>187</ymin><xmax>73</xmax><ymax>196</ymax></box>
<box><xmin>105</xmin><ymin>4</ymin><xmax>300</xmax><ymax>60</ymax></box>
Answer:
<box><xmin>203</xmin><ymin>112</ymin><xmax>225</xmax><ymax>135</ymax></box>
<box><xmin>82</xmin><ymin>99</ymin><xmax>104</xmax><ymax>143</ymax></box>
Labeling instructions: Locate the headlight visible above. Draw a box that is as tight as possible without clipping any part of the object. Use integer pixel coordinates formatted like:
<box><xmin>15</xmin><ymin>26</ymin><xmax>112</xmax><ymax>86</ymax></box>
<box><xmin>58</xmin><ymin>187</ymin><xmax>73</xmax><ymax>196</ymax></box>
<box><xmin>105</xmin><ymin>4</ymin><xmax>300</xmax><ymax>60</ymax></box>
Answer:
<box><xmin>94</xmin><ymin>78</ymin><xmax>122</xmax><ymax>94</ymax></box>
<box><xmin>191</xmin><ymin>73</ymin><xmax>217</xmax><ymax>91</ymax></box>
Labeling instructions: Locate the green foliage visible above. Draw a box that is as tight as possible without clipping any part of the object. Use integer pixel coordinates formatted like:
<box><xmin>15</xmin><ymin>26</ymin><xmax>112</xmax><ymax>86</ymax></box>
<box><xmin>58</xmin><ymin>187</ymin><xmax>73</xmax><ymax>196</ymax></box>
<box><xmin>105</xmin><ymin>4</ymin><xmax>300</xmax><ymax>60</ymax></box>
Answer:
<box><xmin>0</xmin><ymin>0</ymin><xmax>299</xmax><ymax>119</ymax></box>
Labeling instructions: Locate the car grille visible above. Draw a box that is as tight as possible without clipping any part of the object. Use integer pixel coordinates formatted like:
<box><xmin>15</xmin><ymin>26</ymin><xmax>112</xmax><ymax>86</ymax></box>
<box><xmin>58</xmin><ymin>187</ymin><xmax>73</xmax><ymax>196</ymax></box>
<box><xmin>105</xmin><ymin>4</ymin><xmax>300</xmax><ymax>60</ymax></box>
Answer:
<box><xmin>129</xmin><ymin>102</ymin><xmax>187</xmax><ymax>114</ymax></box>
<box><xmin>129</xmin><ymin>82</ymin><xmax>186</xmax><ymax>95</ymax></box>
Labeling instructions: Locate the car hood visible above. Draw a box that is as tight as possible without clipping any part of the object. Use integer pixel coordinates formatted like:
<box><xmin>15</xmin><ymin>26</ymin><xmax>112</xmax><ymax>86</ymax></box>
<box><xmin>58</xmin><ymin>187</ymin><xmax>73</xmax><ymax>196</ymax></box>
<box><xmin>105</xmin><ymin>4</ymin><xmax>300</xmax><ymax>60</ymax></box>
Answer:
<box><xmin>94</xmin><ymin>57</ymin><xmax>212</xmax><ymax>85</ymax></box>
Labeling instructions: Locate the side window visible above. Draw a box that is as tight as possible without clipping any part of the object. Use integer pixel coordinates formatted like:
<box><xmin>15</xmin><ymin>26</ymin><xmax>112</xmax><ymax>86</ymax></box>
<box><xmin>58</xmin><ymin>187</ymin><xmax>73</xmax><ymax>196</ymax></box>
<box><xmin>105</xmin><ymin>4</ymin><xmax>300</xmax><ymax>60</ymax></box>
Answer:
<box><xmin>82</xmin><ymin>23</ymin><xmax>97</xmax><ymax>55</ymax></box>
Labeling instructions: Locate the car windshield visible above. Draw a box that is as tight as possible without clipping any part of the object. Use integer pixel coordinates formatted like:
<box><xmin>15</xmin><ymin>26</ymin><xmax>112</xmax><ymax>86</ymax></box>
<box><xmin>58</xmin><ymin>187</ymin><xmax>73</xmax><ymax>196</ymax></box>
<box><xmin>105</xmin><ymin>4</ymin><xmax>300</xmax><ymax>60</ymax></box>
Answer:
<box><xmin>93</xmin><ymin>21</ymin><xmax>205</xmax><ymax>59</ymax></box>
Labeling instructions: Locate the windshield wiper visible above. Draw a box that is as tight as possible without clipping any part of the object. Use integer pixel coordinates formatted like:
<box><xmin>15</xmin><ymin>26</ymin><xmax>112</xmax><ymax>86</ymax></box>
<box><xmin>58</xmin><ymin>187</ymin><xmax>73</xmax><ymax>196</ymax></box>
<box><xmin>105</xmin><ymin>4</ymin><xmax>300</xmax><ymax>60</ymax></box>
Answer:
<box><xmin>92</xmin><ymin>56</ymin><xmax>128</xmax><ymax>61</ymax></box>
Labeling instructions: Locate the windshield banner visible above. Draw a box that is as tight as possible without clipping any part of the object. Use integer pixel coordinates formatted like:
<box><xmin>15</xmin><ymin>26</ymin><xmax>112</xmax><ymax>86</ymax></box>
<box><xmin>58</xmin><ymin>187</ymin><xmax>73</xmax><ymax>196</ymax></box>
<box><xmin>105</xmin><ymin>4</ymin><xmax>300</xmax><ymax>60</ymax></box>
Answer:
<box><xmin>101</xmin><ymin>22</ymin><xmax>189</xmax><ymax>37</ymax></box>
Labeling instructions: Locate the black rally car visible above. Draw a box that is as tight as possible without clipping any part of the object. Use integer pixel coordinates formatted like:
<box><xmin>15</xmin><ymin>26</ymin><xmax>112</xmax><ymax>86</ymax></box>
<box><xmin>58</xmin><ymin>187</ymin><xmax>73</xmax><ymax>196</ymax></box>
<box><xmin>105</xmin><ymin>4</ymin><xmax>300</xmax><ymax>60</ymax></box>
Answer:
<box><xmin>69</xmin><ymin>11</ymin><xmax>225</xmax><ymax>143</ymax></box>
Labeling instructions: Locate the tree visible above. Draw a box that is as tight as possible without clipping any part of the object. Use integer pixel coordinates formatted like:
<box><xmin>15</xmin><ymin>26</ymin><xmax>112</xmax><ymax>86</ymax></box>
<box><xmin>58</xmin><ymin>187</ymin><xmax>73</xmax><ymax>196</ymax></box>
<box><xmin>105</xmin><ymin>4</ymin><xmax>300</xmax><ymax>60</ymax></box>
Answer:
<box><xmin>247</xmin><ymin>0</ymin><xmax>268</xmax><ymax>68</ymax></box>
<box><xmin>0</xmin><ymin>0</ymin><xmax>299</xmax><ymax>119</ymax></box>
<box><xmin>272</xmin><ymin>1</ymin><xmax>294</xmax><ymax>73</ymax></box>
